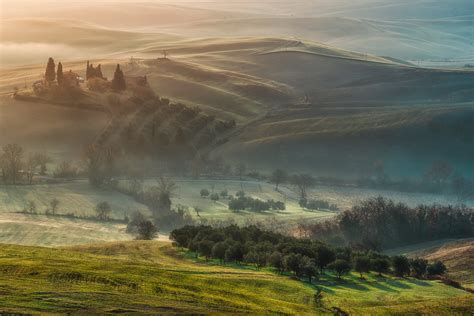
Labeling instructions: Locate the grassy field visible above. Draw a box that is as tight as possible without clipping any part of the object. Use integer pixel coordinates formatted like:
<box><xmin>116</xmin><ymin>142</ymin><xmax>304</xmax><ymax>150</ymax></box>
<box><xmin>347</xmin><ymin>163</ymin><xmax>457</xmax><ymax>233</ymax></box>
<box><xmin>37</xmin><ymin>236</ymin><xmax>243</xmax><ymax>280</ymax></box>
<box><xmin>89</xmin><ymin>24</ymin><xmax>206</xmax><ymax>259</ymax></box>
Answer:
<box><xmin>0</xmin><ymin>241</ymin><xmax>472</xmax><ymax>315</ymax></box>
<box><xmin>386</xmin><ymin>238</ymin><xmax>474</xmax><ymax>290</ymax></box>
<box><xmin>0</xmin><ymin>181</ymin><xmax>149</xmax><ymax>218</ymax></box>
<box><xmin>136</xmin><ymin>178</ymin><xmax>337</xmax><ymax>224</ymax></box>
<box><xmin>0</xmin><ymin>181</ymin><xmax>151</xmax><ymax>246</ymax></box>
<box><xmin>0</xmin><ymin>212</ymin><xmax>131</xmax><ymax>247</ymax></box>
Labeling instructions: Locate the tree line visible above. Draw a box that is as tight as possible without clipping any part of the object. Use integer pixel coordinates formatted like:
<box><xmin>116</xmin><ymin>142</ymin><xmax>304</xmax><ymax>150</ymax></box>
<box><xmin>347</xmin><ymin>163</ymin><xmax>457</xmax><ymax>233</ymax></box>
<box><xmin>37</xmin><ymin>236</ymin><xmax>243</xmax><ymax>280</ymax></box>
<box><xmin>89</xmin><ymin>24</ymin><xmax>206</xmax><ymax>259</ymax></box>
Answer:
<box><xmin>0</xmin><ymin>144</ymin><xmax>52</xmax><ymax>185</ymax></box>
<box><xmin>170</xmin><ymin>225</ymin><xmax>448</xmax><ymax>284</ymax></box>
<box><xmin>303</xmin><ymin>197</ymin><xmax>473</xmax><ymax>250</ymax></box>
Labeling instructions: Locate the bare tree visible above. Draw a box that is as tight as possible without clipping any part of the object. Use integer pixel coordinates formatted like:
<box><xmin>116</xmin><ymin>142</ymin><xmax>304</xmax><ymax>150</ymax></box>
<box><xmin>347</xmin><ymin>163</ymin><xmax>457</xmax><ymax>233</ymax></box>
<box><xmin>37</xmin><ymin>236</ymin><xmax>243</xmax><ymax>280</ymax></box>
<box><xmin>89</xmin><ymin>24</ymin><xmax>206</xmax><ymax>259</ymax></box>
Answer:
<box><xmin>25</xmin><ymin>154</ymin><xmax>40</xmax><ymax>184</ymax></box>
<box><xmin>34</xmin><ymin>152</ymin><xmax>52</xmax><ymax>175</ymax></box>
<box><xmin>95</xmin><ymin>201</ymin><xmax>112</xmax><ymax>221</ymax></box>
<box><xmin>271</xmin><ymin>169</ymin><xmax>288</xmax><ymax>190</ymax></box>
<box><xmin>83</xmin><ymin>144</ymin><xmax>117</xmax><ymax>187</ymax></box>
<box><xmin>236</xmin><ymin>163</ymin><xmax>246</xmax><ymax>181</ymax></box>
<box><xmin>146</xmin><ymin>177</ymin><xmax>177</xmax><ymax>214</ymax></box>
<box><xmin>50</xmin><ymin>198</ymin><xmax>60</xmax><ymax>215</ymax></box>
<box><xmin>291</xmin><ymin>174</ymin><xmax>316</xmax><ymax>202</ymax></box>
<box><xmin>1</xmin><ymin>144</ymin><xmax>24</xmax><ymax>184</ymax></box>
<box><xmin>54</xmin><ymin>160</ymin><xmax>77</xmax><ymax>178</ymax></box>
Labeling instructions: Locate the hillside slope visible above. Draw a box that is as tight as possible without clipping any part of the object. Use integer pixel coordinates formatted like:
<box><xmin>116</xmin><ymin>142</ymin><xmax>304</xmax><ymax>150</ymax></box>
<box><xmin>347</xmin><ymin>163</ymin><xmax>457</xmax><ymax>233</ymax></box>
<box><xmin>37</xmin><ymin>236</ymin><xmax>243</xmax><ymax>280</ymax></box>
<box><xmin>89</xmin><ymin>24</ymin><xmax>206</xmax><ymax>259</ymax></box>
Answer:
<box><xmin>0</xmin><ymin>241</ymin><xmax>472</xmax><ymax>315</ymax></box>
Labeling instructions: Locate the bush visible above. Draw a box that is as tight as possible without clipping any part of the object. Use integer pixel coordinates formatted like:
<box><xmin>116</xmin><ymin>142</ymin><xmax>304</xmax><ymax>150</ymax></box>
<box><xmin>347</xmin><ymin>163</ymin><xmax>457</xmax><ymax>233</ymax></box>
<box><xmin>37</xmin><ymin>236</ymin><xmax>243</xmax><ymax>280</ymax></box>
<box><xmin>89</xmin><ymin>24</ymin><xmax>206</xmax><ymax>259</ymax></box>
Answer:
<box><xmin>95</xmin><ymin>201</ymin><xmax>112</xmax><ymax>221</ymax></box>
<box><xmin>220</xmin><ymin>189</ymin><xmax>228</xmax><ymax>198</ymax></box>
<box><xmin>136</xmin><ymin>220</ymin><xmax>158</xmax><ymax>240</ymax></box>
<box><xmin>210</xmin><ymin>193</ymin><xmax>220</xmax><ymax>202</ymax></box>
<box><xmin>200</xmin><ymin>189</ymin><xmax>210</xmax><ymax>197</ymax></box>
<box><xmin>305</xmin><ymin>199</ymin><xmax>339</xmax><ymax>211</ymax></box>
<box><xmin>427</xmin><ymin>261</ymin><xmax>447</xmax><ymax>276</ymax></box>
<box><xmin>126</xmin><ymin>211</ymin><xmax>147</xmax><ymax>233</ymax></box>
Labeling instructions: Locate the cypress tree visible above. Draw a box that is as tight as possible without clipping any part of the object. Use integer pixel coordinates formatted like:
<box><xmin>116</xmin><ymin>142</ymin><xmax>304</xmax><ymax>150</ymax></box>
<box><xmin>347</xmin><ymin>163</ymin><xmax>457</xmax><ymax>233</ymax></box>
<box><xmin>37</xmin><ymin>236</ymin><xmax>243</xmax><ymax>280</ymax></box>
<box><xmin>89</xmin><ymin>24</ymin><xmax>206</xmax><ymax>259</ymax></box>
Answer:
<box><xmin>86</xmin><ymin>61</ymin><xmax>90</xmax><ymax>80</ymax></box>
<box><xmin>45</xmin><ymin>57</ymin><xmax>56</xmax><ymax>83</ymax></box>
<box><xmin>97</xmin><ymin>64</ymin><xmax>104</xmax><ymax>79</ymax></box>
<box><xmin>57</xmin><ymin>62</ymin><xmax>64</xmax><ymax>86</ymax></box>
<box><xmin>111</xmin><ymin>64</ymin><xmax>126</xmax><ymax>91</ymax></box>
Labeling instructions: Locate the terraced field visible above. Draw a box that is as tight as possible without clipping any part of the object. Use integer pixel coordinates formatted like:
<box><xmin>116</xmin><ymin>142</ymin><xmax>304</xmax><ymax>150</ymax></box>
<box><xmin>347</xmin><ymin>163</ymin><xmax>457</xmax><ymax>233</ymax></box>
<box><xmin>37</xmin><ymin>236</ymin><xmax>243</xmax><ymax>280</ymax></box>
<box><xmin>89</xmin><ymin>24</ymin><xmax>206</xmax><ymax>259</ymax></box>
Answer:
<box><xmin>0</xmin><ymin>241</ymin><xmax>472</xmax><ymax>315</ymax></box>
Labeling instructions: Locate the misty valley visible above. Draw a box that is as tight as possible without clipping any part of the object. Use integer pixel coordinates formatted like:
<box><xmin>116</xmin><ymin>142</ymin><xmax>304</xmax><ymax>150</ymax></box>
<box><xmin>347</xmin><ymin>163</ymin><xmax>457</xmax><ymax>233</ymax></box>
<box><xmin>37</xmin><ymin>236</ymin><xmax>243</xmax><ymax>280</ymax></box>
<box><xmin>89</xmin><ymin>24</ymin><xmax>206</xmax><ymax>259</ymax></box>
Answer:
<box><xmin>0</xmin><ymin>1</ymin><xmax>473</xmax><ymax>315</ymax></box>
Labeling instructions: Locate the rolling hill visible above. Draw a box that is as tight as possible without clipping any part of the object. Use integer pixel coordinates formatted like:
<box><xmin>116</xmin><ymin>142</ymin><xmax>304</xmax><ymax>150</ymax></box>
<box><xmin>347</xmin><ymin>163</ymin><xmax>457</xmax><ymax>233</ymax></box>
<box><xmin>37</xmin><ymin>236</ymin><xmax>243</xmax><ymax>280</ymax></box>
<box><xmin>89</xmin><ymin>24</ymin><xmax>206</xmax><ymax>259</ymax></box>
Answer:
<box><xmin>2</xmin><ymin>34</ymin><xmax>473</xmax><ymax>179</ymax></box>
<box><xmin>0</xmin><ymin>241</ymin><xmax>472</xmax><ymax>314</ymax></box>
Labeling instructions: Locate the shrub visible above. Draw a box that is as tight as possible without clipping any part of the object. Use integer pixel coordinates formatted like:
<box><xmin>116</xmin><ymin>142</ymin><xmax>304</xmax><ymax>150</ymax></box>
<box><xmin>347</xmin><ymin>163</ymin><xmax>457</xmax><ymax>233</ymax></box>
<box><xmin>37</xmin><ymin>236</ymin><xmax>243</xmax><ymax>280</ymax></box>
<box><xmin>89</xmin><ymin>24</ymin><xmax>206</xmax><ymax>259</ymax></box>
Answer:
<box><xmin>210</xmin><ymin>193</ymin><xmax>220</xmax><ymax>202</ymax></box>
<box><xmin>126</xmin><ymin>211</ymin><xmax>147</xmax><ymax>233</ymax></box>
<box><xmin>136</xmin><ymin>220</ymin><xmax>158</xmax><ymax>240</ymax></box>
<box><xmin>427</xmin><ymin>261</ymin><xmax>447</xmax><ymax>276</ymax></box>
<box><xmin>200</xmin><ymin>189</ymin><xmax>210</xmax><ymax>197</ymax></box>
<box><xmin>95</xmin><ymin>201</ymin><xmax>112</xmax><ymax>221</ymax></box>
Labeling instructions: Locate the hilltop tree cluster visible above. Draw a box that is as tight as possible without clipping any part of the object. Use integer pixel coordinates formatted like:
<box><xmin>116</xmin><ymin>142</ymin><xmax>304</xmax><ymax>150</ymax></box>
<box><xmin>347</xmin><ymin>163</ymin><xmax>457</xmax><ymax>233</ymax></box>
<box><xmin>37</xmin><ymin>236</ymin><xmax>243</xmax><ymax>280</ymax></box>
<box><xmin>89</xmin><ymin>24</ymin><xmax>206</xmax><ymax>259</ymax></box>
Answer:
<box><xmin>305</xmin><ymin>197</ymin><xmax>473</xmax><ymax>250</ymax></box>
<box><xmin>39</xmin><ymin>57</ymin><xmax>81</xmax><ymax>91</ymax></box>
<box><xmin>170</xmin><ymin>225</ymin><xmax>448</xmax><ymax>282</ymax></box>
<box><xmin>86</xmin><ymin>61</ymin><xmax>104</xmax><ymax>80</ymax></box>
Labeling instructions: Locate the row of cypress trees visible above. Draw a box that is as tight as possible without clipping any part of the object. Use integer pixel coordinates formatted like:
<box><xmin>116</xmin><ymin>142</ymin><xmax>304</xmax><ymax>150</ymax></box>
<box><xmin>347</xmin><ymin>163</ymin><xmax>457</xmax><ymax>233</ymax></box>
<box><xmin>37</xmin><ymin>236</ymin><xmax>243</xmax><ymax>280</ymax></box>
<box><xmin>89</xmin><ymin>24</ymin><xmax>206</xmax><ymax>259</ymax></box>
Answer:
<box><xmin>45</xmin><ymin>57</ymin><xmax>126</xmax><ymax>92</ymax></box>
<box><xmin>45</xmin><ymin>57</ymin><xmax>64</xmax><ymax>86</ymax></box>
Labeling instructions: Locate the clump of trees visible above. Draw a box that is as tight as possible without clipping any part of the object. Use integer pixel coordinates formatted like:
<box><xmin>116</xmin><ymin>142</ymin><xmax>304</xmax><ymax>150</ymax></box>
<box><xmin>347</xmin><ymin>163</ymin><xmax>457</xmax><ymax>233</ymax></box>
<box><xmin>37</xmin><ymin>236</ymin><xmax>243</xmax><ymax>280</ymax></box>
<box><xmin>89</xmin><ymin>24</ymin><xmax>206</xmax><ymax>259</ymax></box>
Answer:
<box><xmin>114</xmin><ymin>176</ymin><xmax>195</xmax><ymax>231</ymax></box>
<box><xmin>228</xmin><ymin>192</ymin><xmax>285</xmax><ymax>212</ymax></box>
<box><xmin>86</xmin><ymin>61</ymin><xmax>104</xmax><ymax>80</ymax></box>
<box><xmin>303</xmin><ymin>199</ymin><xmax>339</xmax><ymax>212</ymax></box>
<box><xmin>306</xmin><ymin>197</ymin><xmax>473</xmax><ymax>250</ymax></box>
<box><xmin>170</xmin><ymin>225</ymin><xmax>449</xmax><ymax>284</ymax></box>
<box><xmin>1</xmin><ymin>144</ymin><xmax>52</xmax><ymax>185</ymax></box>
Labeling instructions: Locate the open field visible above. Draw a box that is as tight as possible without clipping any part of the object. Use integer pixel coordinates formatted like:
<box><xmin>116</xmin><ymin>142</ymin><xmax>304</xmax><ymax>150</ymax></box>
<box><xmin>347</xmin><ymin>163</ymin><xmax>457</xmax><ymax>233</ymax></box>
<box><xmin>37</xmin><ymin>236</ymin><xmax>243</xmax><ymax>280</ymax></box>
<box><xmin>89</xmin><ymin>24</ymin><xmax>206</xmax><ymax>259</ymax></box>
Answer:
<box><xmin>141</xmin><ymin>178</ymin><xmax>336</xmax><ymax>223</ymax></box>
<box><xmin>1</xmin><ymin>177</ymin><xmax>470</xmax><ymax>247</ymax></box>
<box><xmin>0</xmin><ymin>213</ymin><xmax>131</xmax><ymax>247</ymax></box>
<box><xmin>141</xmin><ymin>178</ymin><xmax>474</xmax><ymax>222</ymax></box>
<box><xmin>0</xmin><ymin>181</ymin><xmax>149</xmax><ymax>218</ymax></box>
<box><xmin>0</xmin><ymin>181</ymin><xmax>151</xmax><ymax>246</ymax></box>
<box><xmin>0</xmin><ymin>241</ymin><xmax>472</xmax><ymax>315</ymax></box>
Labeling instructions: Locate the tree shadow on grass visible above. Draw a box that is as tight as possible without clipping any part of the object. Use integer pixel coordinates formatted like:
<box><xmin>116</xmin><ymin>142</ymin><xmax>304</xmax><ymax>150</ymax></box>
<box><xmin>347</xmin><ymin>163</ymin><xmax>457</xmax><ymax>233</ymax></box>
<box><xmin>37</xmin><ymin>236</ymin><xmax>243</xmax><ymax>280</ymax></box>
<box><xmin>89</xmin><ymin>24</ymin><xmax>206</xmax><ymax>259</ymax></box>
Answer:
<box><xmin>405</xmin><ymin>278</ymin><xmax>432</xmax><ymax>287</ymax></box>
<box><xmin>326</xmin><ymin>279</ymin><xmax>370</xmax><ymax>292</ymax></box>
<box><xmin>366</xmin><ymin>281</ymin><xmax>399</xmax><ymax>293</ymax></box>
<box><xmin>383</xmin><ymin>278</ymin><xmax>412</xmax><ymax>289</ymax></box>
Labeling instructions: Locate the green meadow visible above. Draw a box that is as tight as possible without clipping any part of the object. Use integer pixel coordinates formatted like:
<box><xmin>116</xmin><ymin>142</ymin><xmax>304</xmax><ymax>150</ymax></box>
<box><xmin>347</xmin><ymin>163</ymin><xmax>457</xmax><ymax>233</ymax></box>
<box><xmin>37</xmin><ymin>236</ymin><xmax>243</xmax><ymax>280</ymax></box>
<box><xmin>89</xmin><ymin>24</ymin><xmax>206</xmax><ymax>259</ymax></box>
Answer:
<box><xmin>0</xmin><ymin>241</ymin><xmax>471</xmax><ymax>315</ymax></box>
